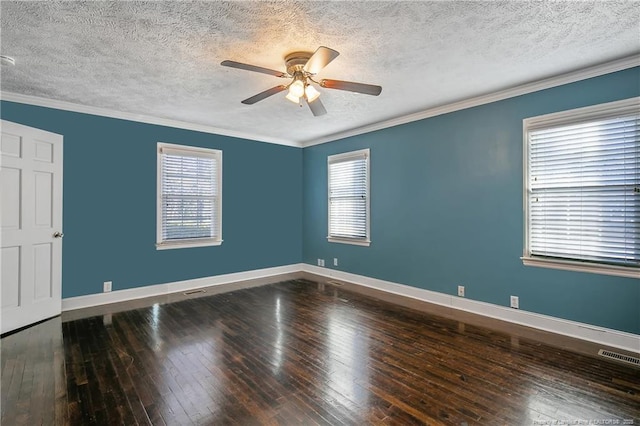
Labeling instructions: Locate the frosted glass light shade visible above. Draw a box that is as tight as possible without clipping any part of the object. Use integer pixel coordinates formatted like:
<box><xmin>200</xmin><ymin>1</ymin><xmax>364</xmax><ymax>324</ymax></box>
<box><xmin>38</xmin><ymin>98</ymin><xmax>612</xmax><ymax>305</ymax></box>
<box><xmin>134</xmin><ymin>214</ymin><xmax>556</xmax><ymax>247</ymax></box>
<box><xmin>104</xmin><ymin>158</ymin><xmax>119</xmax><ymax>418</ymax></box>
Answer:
<box><xmin>285</xmin><ymin>92</ymin><xmax>300</xmax><ymax>103</ymax></box>
<box><xmin>305</xmin><ymin>85</ymin><xmax>320</xmax><ymax>103</ymax></box>
<box><xmin>289</xmin><ymin>80</ymin><xmax>305</xmax><ymax>98</ymax></box>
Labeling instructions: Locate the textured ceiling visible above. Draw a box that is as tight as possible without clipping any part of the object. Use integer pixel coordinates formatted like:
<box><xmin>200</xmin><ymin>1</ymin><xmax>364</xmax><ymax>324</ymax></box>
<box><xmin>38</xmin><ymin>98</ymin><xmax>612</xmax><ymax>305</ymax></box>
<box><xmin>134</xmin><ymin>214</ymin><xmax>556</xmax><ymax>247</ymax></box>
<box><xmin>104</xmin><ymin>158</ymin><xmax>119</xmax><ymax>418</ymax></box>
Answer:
<box><xmin>1</xmin><ymin>1</ymin><xmax>639</xmax><ymax>145</ymax></box>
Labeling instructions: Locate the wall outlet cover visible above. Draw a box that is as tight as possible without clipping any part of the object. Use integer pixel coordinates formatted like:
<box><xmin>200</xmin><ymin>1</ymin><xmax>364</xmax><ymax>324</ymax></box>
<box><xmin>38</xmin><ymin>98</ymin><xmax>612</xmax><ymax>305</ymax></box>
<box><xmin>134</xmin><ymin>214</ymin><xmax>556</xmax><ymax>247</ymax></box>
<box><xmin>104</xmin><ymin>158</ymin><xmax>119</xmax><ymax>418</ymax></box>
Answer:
<box><xmin>510</xmin><ymin>295</ymin><xmax>519</xmax><ymax>309</ymax></box>
<box><xmin>103</xmin><ymin>281</ymin><xmax>112</xmax><ymax>292</ymax></box>
<box><xmin>458</xmin><ymin>286</ymin><xmax>465</xmax><ymax>297</ymax></box>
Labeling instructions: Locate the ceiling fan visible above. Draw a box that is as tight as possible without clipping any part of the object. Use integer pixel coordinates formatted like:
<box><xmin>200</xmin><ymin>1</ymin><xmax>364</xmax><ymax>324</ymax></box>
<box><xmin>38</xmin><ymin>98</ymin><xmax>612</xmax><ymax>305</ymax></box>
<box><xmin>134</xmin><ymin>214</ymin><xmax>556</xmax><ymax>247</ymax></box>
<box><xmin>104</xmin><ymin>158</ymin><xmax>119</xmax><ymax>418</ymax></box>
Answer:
<box><xmin>221</xmin><ymin>46</ymin><xmax>382</xmax><ymax>116</ymax></box>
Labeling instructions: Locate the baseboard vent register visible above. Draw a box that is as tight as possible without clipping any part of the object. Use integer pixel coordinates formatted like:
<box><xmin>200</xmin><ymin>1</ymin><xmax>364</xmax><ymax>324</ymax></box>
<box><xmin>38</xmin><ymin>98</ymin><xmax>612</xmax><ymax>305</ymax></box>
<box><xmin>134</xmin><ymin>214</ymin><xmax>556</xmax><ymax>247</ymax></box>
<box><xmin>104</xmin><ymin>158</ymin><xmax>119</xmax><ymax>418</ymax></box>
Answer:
<box><xmin>598</xmin><ymin>349</ymin><xmax>640</xmax><ymax>367</ymax></box>
<box><xmin>183</xmin><ymin>289</ymin><xmax>206</xmax><ymax>295</ymax></box>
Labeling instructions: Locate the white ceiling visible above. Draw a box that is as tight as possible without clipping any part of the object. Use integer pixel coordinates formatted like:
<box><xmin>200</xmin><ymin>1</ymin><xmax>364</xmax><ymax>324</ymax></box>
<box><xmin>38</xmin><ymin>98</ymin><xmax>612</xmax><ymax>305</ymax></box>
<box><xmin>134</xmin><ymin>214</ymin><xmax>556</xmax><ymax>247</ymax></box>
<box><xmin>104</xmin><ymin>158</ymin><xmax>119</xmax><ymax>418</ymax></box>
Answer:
<box><xmin>1</xmin><ymin>1</ymin><xmax>639</xmax><ymax>146</ymax></box>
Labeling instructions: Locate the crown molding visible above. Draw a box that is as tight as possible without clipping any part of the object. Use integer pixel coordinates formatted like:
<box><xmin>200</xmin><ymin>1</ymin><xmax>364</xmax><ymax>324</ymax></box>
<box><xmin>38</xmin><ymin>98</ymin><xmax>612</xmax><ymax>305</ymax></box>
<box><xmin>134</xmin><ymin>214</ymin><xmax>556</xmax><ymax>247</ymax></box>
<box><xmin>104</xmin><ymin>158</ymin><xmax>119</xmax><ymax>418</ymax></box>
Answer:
<box><xmin>301</xmin><ymin>54</ymin><xmax>640</xmax><ymax>147</ymax></box>
<box><xmin>0</xmin><ymin>92</ymin><xmax>301</xmax><ymax>147</ymax></box>
<box><xmin>2</xmin><ymin>54</ymin><xmax>638</xmax><ymax>149</ymax></box>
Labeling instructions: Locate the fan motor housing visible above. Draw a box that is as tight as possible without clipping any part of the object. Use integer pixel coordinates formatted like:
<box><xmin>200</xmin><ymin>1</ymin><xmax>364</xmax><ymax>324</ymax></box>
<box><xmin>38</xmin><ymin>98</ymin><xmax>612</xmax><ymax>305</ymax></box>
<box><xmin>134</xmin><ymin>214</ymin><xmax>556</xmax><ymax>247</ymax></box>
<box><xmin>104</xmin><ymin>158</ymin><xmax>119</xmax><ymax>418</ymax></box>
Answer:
<box><xmin>285</xmin><ymin>51</ymin><xmax>313</xmax><ymax>75</ymax></box>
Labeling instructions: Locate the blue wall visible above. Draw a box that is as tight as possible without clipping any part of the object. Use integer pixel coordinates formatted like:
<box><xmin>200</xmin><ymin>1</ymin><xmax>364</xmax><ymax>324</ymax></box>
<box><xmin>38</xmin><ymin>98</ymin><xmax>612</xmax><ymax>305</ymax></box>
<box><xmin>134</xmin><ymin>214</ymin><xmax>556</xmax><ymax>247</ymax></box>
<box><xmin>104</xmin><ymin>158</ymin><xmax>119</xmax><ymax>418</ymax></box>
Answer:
<box><xmin>1</xmin><ymin>102</ymin><xmax>303</xmax><ymax>298</ymax></box>
<box><xmin>2</xmin><ymin>67</ymin><xmax>638</xmax><ymax>334</ymax></box>
<box><xmin>303</xmin><ymin>67</ymin><xmax>640</xmax><ymax>334</ymax></box>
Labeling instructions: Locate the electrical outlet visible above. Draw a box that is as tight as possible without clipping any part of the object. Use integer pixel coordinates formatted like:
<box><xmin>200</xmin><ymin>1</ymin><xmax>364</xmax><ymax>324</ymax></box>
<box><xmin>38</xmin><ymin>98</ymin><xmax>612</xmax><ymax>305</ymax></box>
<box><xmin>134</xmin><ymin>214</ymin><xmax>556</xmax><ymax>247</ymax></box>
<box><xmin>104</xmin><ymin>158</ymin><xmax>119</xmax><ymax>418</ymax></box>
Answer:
<box><xmin>510</xmin><ymin>295</ymin><xmax>519</xmax><ymax>309</ymax></box>
<box><xmin>457</xmin><ymin>285</ymin><xmax>465</xmax><ymax>297</ymax></box>
<box><xmin>317</xmin><ymin>259</ymin><xmax>325</xmax><ymax>267</ymax></box>
<box><xmin>103</xmin><ymin>313</ymin><xmax>112</xmax><ymax>326</ymax></box>
<box><xmin>103</xmin><ymin>281</ymin><xmax>112</xmax><ymax>292</ymax></box>
<box><xmin>333</xmin><ymin>258</ymin><xmax>338</xmax><ymax>266</ymax></box>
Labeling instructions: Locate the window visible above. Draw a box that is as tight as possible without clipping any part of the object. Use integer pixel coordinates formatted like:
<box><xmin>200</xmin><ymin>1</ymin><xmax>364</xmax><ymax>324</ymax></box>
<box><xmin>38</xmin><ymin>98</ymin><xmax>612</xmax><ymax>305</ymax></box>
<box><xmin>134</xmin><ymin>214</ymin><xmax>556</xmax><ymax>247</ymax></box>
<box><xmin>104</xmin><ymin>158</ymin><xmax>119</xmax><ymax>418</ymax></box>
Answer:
<box><xmin>328</xmin><ymin>149</ymin><xmax>370</xmax><ymax>246</ymax></box>
<box><xmin>157</xmin><ymin>143</ymin><xmax>222</xmax><ymax>249</ymax></box>
<box><xmin>523</xmin><ymin>97</ymin><xmax>639</xmax><ymax>278</ymax></box>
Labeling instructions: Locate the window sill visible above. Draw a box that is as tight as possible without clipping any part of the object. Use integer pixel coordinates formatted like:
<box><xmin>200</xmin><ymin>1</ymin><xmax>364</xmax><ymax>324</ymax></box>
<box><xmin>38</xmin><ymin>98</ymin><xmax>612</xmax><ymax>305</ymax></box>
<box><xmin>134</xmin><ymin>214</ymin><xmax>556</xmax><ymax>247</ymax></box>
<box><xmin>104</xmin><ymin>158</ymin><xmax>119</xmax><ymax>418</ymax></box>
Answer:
<box><xmin>156</xmin><ymin>239</ymin><xmax>223</xmax><ymax>250</ymax></box>
<box><xmin>327</xmin><ymin>237</ymin><xmax>371</xmax><ymax>247</ymax></box>
<box><xmin>521</xmin><ymin>256</ymin><xmax>638</xmax><ymax>279</ymax></box>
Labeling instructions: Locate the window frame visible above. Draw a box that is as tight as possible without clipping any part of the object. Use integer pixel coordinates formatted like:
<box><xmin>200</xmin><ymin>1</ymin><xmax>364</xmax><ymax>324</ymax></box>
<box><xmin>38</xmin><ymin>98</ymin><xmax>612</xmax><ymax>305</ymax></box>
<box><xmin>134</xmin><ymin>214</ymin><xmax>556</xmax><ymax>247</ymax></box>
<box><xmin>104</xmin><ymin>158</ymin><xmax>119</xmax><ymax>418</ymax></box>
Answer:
<box><xmin>522</xmin><ymin>97</ymin><xmax>639</xmax><ymax>278</ymax></box>
<box><xmin>156</xmin><ymin>142</ymin><xmax>223</xmax><ymax>250</ymax></box>
<box><xmin>327</xmin><ymin>148</ymin><xmax>371</xmax><ymax>247</ymax></box>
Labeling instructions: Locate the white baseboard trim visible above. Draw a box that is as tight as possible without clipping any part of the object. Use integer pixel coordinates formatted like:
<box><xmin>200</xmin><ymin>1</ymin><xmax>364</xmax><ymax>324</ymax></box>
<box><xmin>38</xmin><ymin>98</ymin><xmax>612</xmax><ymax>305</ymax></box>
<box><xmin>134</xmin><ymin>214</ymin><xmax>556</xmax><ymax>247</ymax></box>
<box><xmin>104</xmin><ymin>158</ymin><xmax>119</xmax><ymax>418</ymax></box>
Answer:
<box><xmin>62</xmin><ymin>264</ymin><xmax>304</xmax><ymax>312</ymax></box>
<box><xmin>301</xmin><ymin>264</ymin><xmax>640</xmax><ymax>354</ymax></box>
<box><xmin>61</xmin><ymin>262</ymin><xmax>639</xmax><ymax>353</ymax></box>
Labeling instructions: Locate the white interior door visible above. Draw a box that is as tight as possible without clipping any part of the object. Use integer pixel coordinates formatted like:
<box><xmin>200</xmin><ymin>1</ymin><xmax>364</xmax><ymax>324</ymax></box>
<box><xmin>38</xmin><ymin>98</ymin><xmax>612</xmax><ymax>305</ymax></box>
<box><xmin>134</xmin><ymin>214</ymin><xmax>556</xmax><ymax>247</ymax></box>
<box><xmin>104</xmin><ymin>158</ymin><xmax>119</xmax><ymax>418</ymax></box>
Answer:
<box><xmin>1</xmin><ymin>120</ymin><xmax>63</xmax><ymax>334</ymax></box>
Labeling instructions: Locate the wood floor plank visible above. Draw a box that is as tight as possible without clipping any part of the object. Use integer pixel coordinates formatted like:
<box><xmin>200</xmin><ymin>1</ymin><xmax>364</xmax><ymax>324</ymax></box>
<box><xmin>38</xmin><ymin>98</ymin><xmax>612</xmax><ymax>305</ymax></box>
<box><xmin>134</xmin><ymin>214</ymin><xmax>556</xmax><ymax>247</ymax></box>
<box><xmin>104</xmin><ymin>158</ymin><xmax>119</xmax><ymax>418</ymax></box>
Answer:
<box><xmin>2</xmin><ymin>279</ymin><xmax>639</xmax><ymax>425</ymax></box>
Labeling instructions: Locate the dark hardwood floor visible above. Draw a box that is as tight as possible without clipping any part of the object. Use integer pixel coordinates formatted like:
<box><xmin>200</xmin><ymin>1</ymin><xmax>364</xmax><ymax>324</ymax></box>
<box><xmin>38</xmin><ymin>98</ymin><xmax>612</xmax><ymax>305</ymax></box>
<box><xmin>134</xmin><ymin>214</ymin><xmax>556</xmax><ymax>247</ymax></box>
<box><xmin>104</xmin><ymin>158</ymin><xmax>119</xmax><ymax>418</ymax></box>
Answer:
<box><xmin>2</xmin><ymin>279</ymin><xmax>639</xmax><ymax>425</ymax></box>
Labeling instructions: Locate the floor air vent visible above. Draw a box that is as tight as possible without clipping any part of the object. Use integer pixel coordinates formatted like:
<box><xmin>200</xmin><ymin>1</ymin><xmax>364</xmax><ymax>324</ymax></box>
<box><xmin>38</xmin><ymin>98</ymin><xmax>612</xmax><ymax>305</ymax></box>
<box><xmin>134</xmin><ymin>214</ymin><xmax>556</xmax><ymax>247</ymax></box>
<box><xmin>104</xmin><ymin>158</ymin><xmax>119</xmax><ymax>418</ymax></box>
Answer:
<box><xmin>183</xmin><ymin>289</ymin><xmax>206</xmax><ymax>295</ymax></box>
<box><xmin>598</xmin><ymin>349</ymin><xmax>640</xmax><ymax>367</ymax></box>
<box><xmin>326</xmin><ymin>280</ymin><xmax>344</xmax><ymax>286</ymax></box>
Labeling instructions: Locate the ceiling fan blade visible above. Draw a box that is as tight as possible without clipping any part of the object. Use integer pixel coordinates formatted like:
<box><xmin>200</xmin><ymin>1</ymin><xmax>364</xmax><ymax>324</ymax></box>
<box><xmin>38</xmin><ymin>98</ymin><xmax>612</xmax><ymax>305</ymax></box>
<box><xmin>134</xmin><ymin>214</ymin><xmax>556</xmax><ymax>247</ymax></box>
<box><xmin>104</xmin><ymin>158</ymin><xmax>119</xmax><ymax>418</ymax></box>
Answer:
<box><xmin>241</xmin><ymin>85</ymin><xmax>287</xmax><ymax>105</ymax></box>
<box><xmin>320</xmin><ymin>79</ymin><xmax>382</xmax><ymax>96</ymax></box>
<box><xmin>221</xmin><ymin>60</ymin><xmax>287</xmax><ymax>78</ymax></box>
<box><xmin>305</xmin><ymin>97</ymin><xmax>327</xmax><ymax>116</ymax></box>
<box><xmin>303</xmin><ymin>46</ymin><xmax>339</xmax><ymax>74</ymax></box>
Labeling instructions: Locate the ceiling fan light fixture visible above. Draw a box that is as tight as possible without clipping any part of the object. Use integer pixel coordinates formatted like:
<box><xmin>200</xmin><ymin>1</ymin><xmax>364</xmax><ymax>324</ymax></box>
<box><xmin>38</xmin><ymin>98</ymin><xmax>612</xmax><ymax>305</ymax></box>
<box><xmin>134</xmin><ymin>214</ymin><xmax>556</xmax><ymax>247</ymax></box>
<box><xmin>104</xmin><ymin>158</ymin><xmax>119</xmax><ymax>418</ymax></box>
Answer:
<box><xmin>288</xmin><ymin>79</ymin><xmax>305</xmax><ymax>98</ymax></box>
<box><xmin>222</xmin><ymin>45</ymin><xmax>381</xmax><ymax>116</ymax></box>
<box><xmin>285</xmin><ymin>92</ymin><xmax>300</xmax><ymax>104</ymax></box>
<box><xmin>305</xmin><ymin>84</ymin><xmax>320</xmax><ymax>103</ymax></box>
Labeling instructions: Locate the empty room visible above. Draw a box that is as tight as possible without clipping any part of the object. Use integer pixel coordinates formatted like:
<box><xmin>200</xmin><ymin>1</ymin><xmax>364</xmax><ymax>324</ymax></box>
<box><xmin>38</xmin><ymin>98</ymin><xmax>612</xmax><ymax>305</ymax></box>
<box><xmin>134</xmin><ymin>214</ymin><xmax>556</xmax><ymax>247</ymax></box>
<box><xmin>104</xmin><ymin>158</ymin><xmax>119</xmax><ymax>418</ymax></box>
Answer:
<box><xmin>1</xmin><ymin>1</ymin><xmax>639</xmax><ymax>425</ymax></box>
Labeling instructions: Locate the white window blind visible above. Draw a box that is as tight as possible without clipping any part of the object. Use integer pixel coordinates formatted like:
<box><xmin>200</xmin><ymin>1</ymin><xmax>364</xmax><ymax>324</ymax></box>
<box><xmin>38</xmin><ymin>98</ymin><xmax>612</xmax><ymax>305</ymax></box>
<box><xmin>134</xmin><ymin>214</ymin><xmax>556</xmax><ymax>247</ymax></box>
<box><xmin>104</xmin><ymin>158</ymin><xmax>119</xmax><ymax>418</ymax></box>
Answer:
<box><xmin>157</xmin><ymin>144</ymin><xmax>222</xmax><ymax>249</ymax></box>
<box><xmin>328</xmin><ymin>149</ymin><xmax>370</xmax><ymax>245</ymax></box>
<box><xmin>526</xmin><ymin>102</ymin><xmax>639</xmax><ymax>271</ymax></box>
